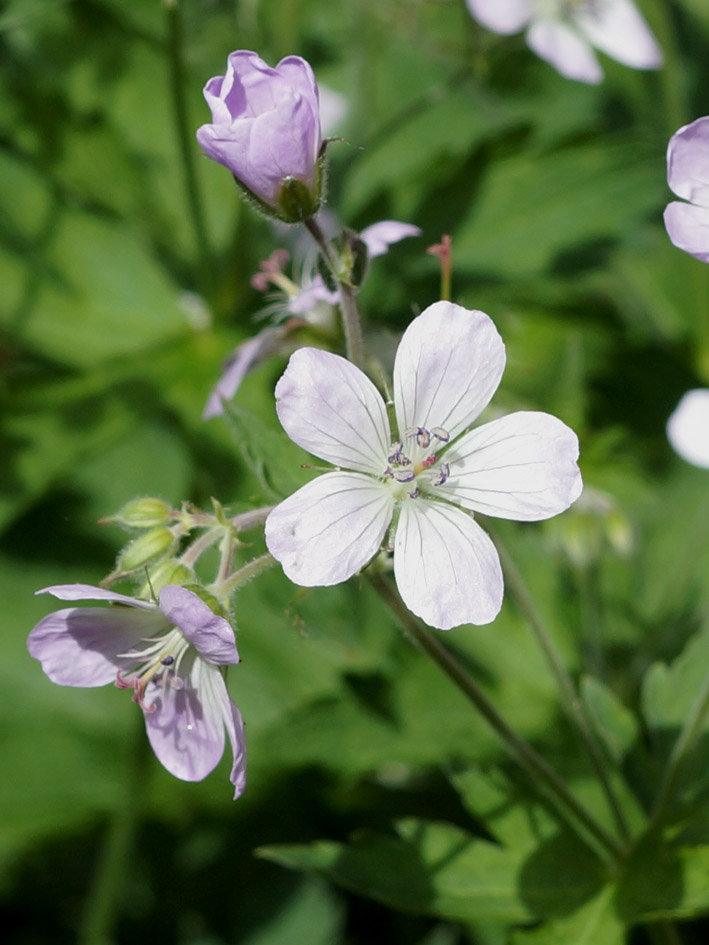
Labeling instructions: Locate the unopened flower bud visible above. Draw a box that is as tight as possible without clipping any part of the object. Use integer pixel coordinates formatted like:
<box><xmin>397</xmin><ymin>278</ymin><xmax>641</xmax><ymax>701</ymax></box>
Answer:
<box><xmin>107</xmin><ymin>497</ymin><xmax>172</xmax><ymax>529</ymax></box>
<box><xmin>120</xmin><ymin>528</ymin><xmax>175</xmax><ymax>572</ymax></box>
<box><xmin>139</xmin><ymin>558</ymin><xmax>194</xmax><ymax>596</ymax></box>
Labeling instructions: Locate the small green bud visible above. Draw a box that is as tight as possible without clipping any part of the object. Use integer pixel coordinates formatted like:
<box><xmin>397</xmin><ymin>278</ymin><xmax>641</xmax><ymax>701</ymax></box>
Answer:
<box><xmin>139</xmin><ymin>558</ymin><xmax>193</xmax><ymax>597</ymax></box>
<box><xmin>275</xmin><ymin>175</ymin><xmax>321</xmax><ymax>224</ymax></box>
<box><xmin>120</xmin><ymin>528</ymin><xmax>175</xmax><ymax>572</ymax></box>
<box><xmin>109</xmin><ymin>497</ymin><xmax>172</xmax><ymax>529</ymax></box>
<box><xmin>182</xmin><ymin>583</ymin><xmax>230</xmax><ymax>621</ymax></box>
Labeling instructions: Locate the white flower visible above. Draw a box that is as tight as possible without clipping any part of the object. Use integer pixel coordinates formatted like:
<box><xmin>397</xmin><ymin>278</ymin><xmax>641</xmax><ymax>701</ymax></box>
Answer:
<box><xmin>265</xmin><ymin>302</ymin><xmax>582</xmax><ymax>630</ymax></box>
<box><xmin>664</xmin><ymin>116</ymin><xmax>709</xmax><ymax>264</ymax></box>
<box><xmin>466</xmin><ymin>0</ymin><xmax>663</xmax><ymax>84</ymax></box>
<box><xmin>667</xmin><ymin>389</ymin><xmax>709</xmax><ymax>469</ymax></box>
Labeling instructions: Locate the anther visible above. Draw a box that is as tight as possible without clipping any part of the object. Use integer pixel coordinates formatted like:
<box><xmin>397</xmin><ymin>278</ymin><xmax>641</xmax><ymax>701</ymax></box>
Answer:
<box><xmin>431</xmin><ymin>463</ymin><xmax>450</xmax><ymax>486</ymax></box>
<box><xmin>405</xmin><ymin>426</ymin><xmax>431</xmax><ymax>449</ymax></box>
<box><xmin>431</xmin><ymin>427</ymin><xmax>450</xmax><ymax>443</ymax></box>
<box><xmin>161</xmin><ymin>655</ymin><xmax>175</xmax><ymax>666</ymax></box>
<box><xmin>393</xmin><ymin>469</ymin><xmax>415</xmax><ymax>483</ymax></box>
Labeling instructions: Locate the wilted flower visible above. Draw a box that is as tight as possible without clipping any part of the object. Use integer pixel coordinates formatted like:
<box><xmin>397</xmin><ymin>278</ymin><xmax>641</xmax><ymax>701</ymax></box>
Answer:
<box><xmin>466</xmin><ymin>0</ymin><xmax>662</xmax><ymax>84</ymax></box>
<box><xmin>667</xmin><ymin>389</ymin><xmax>709</xmax><ymax>469</ymax></box>
<box><xmin>203</xmin><ymin>221</ymin><xmax>421</xmax><ymax>419</ymax></box>
<box><xmin>196</xmin><ymin>50</ymin><xmax>323</xmax><ymax>223</ymax></box>
<box><xmin>664</xmin><ymin>117</ymin><xmax>709</xmax><ymax>264</ymax></box>
<box><xmin>265</xmin><ymin>302</ymin><xmax>582</xmax><ymax>630</ymax></box>
<box><xmin>28</xmin><ymin>584</ymin><xmax>247</xmax><ymax>796</ymax></box>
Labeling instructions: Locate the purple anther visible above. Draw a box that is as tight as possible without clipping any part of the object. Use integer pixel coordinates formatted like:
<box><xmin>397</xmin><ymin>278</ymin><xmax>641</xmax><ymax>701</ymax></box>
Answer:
<box><xmin>421</xmin><ymin>454</ymin><xmax>437</xmax><ymax>469</ymax></box>
<box><xmin>431</xmin><ymin>463</ymin><xmax>450</xmax><ymax>486</ymax></box>
<box><xmin>393</xmin><ymin>469</ymin><xmax>415</xmax><ymax>483</ymax></box>
<box><xmin>405</xmin><ymin>426</ymin><xmax>431</xmax><ymax>449</ymax></box>
<box><xmin>431</xmin><ymin>427</ymin><xmax>450</xmax><ymax>443</ymax></box>
<box><xmin>408</xmin><ymin>487</ymin><xmax>420</xmax><ymax>499</ymax></box>
<box><xmin>161</xmin><ymin>655</ymin><xmax>175</xmax><ymax>666</ymax></box>
<box><xmin>388</xmin><ymin>443</ymin><xmax>411</xmax><ymax>465</ymax></box>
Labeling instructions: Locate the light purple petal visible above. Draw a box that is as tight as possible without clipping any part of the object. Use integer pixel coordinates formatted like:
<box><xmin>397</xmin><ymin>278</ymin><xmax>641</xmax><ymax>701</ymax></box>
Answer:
<box><xmin>224</xmin><ymin>696</ymin><xmax>248</xmax><ymax>798</ymax></box>
<box><xmin>203</xmin><ymin>326</ymin><xmax>287</xmax><ymax>420</ymax></box>
<box><xmin>143</xmin><ymin>655</ymin><xmax>227</xmax><ymax>783</ymax></box>
<box><xmin>393</xmin><ymin>302</ymin><xmax>505</xmax><ymax>445</ymax></box>
<box><xmin>526</xmin><ymin>19</ymin><xmax>603</xmax><ymax>85</ymax></box>
<box><xmin>359</xmin><ymin>221</ymin><xmax>422</xmax><ymax>258</ymax></box>
<box><xmin>666</xmin><ymin>116</ymin><xmax>709</xmax><ymax>207</ymax></box>
<box><xmin>159</xmin><ymin>585</ymin><xmax>239</xmax><ymax>665</ymax></box>
<box><xmin>275</xmin><ymin>348</ymin><xmax>391</xmax><ymax>475</ymax></box>
<box><xmin>437</xmin><ymin>411</ymin><xmax>583</xmax><ymax>521</ymax></box>
<box><xmin>288</xmin><ymin>276</ymin><xmax>339</xmax><ymax>315</ymax></box>
<box><xmin>664</xmin><ymin>201</ymin><xmax>709</xmax><ymax>263</ymax></box>
<box><xmin>667</xmin><ymin>389</ymin><xmax>709</xmax><ymax>468</ymax></box>
<box><xmin>574</xmin><ymin>0</ymin><xmax>663</xmax><ymax>71</ymax></box>
<box><xmin>265</xmin><ymin>472</ymin><xmax>393</xmax><ymax>586</ymax></box>
<box><xmin>27</xmin><ymin>607</ymin><xmax>166</xmax><ymax>687</ymax></box>
<box><xmin>36</xmin><ymin>583</ymin><xmax>155</xmax><ymax>609</ymax></box>
<box><xmin>394</xmin><ymin>501</ymin><xmax>503</xmax><ymax>629</ymax></box>
<box><xmin>465</xmin><ymin>0</ymin><xmax>532</xmax><ymax>34</ymax></box>
<box><xmin>275</xmin><ymin>56</ymin><xmax>320</xmax><ymax>111</ymax></box>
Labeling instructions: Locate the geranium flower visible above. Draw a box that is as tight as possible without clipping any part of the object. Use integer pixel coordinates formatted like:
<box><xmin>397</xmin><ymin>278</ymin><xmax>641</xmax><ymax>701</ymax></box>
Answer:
<box><xmin>667</xmin><ymin>389</ymin><xmax>709</xmax><ymax>469</ymax></box>
<box><xmin>664</xmin><ymin>117</ymin><xmax>709</xmax><ymax>264</ymax></box>
<box><xmin>203</xmin><ymin>221</ymin><xmax>421</xmax><ymax>419</ymax></box>
<box><xmin>196</xmin><ymin>50</ymin><xmax>323</xmax><ymax>222</ymax></box>
<box><xmin>265</xmin><ymin>302</ymin><xmax>582</xmax><ymax>629</ymax></box>
<box><xmin>27</xmin><ymin>584</ymin><xmax>247</xmax><ymax>797</ymax></box>
<box><xmin>466</xmin><ymin>0</ymin><xmax>662</xmax><ymax>84</ymax></box>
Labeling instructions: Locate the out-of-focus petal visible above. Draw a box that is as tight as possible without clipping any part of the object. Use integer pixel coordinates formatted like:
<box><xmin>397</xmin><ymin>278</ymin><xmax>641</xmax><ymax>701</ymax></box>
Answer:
<box><xmin>394</xmin><ymin>501</ymin><xmax>503</xmax><ymax>629</ymax></box>
<box><xmin>288</xmin><ymin>276</ymin><xmax>339</xmax><ymax>314</ymax></box>
<box><xmin>143</xmin><ymin>655</ymin><xmax>226</xmax><ymax>782</ymax></box>
<box><xmin>27</xmin><ymin>607</ymin><xmax>165</xmax><ymax>687</ymax></box>
<box><xmin>275</xmin><ymin>348</ymin><xmax>391</xmax><ymax>475</ymax></box>
<box><xmin>221</xmin><ymin>687</ymin><xmax>247</xmax><ymax>798</ymax></box>
<box><xmin>664</xmin><ymin>201</ymin><xmax>709</xmax><ymax>263</ymax></box>
<box><xmin>574</xmin><ymin>0</ymin><xmax>663</xmax><ymax>71</ymax></box>
<box><xmin>393</xmin><ymin>302</ymin><xmax>505</xmax><ymax>444</ymax></box>
<box><xmin>265</xmin><ymin>472</ymin><xmax>393</xmax><ymax>586</ymax></box>
<box><xmin>359</xmin><ymin>221</ymin><xmax>422</xmax><ymax>258</ymax></box>
<box><xmin>527</xmin><ymin>19</ymin><xmax>603</xmax><ymax>84</ymax></box>
<box><xmin>438</xmin><ymin>411</ymin><xmax>583</xmax><ymax>520</ymax></box>
<box><xmin>36</xmin><ymin>584</ymin><xmax>156</xmax><ymax>608</ymax></box>
<box><xmin>465</xmin><ymin>0</ymin><xmax>532</xmax><ymax>34</ymax></box>
<box><xmin>666</xmin><ymin>117</ymin><xmax>709</xmax><ymax>208</ymax></box>
<box><xmin>667</xmin><ymin>389</ymin><xmax>709</xmax><ymax>468</ymax></box>
<box><xmin>203</xmin><ymin>327</ymin><xmax>286</xmax><ymax>420</ymax></box>
<box><xmin>159</xmin><ymin>585</ymin><xmax>239</xmax><ymax>665</ymax></box>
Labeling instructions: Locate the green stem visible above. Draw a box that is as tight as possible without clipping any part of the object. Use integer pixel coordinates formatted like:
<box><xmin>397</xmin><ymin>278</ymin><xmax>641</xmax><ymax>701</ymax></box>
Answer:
<box><xmin>368</xmin><ymin>573</ymin><xmax>624</xmax><ymax>864</ymax></box>
<box><xmin>164</xmin><ymin>0</ymin><xmax>215</xmax><ymax>299</ymax></box>
<box><xmin>216</xmin><ymin>552</ymin><xmax>276</xmax><ymax>599</ymax></box>
<box><xmin>179</xmin><ymin>525</ymin><xmax>222</xmax><ymax>568</ymax></box>
<box><xmin>78</xmin><ymin>714</ymin><xmax>149</xmax><ymax>945</ymax></box>
<box><xmin>304</xmin><ymin>217</ymin><xmax>366</xmax><ymax>369</ymax></box>
<box><xmin>651</xmin><ymin>668</ymin><xmax>709</xmax><ymax>827</ymax></box>
<box><xmin>494</xmin><ymin>538</ymin><xmax>632</xmax><ymax>846</ymax></box>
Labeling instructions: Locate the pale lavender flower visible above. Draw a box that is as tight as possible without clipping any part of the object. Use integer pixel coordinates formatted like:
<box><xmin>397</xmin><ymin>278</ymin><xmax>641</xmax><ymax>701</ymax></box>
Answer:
<box><xmin>667</xmin><ymin>390</ymin><xmax>709</xmax><ymax>469</ymax></box>
<box><xmin>265</xmin><ymin>302</ymin><xmax>582</xmax><ymax>630</ymax></box>
<box><xmin>203</xmin><ymin>221</ymin><xmax>421</xmax><ymax>419</ymax></box>
<box><xmin>196</xmin><ymin>50</ymin><xmax>322</xmax><ymax>222</ymax></box>
<box><xmin>664</xmin><ymin>117</ymin><xmax>709</xmax><ymax>264</ymax></box>
<box><xmin>28</xmin><ymin>584</ymin><xmax>247</xmax><ymax>796</ymax></box>
<box><xmin>466</xmin><ymin>0</ymin><xmax>662</xmax><ymax>84</ymax></box>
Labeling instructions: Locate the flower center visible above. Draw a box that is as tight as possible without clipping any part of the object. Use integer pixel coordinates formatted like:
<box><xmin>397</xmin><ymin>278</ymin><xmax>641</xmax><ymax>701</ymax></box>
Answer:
<box><xmin>115</xmin><ymin>626</ymin><xmax>190</xmax><ymax>712</ymax></box>
<box><xmin>383</xmin><ymin>426</ymin><xmax>451</xmax><ymax>499</ymax></box>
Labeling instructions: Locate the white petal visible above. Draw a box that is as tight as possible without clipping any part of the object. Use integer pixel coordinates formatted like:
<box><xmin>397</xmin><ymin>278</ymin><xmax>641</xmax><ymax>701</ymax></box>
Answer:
<box><xmin>573</xmin><ymin>0</ymin><xmax>663</xmax><ymax>71</ymax></box>
<box><xmin>526</xmin><ymin>19</ymin><xmax>603</xmax><ymax>84</ymax></box>
<box><xmin>359</xmin><ymin>221</ymin><xmax>421</xmax><ymax>258</ymax></box>
<box><xmin>265</xmin><ymin>472</ymin><xmax>394</xmax><ymax>586</ymax></box>
<box><xmin>394</xmin><ymin>501</ymin><xmax>503</xmax><ymax>629</ymax></box>
<box><xmin>36</xmin><ymin>584</ymin><xmax>156</xmax><ymax>609</ymax></box>
<box><xmin>275</xmin><ymin>348</ymin><xmax>390</xmax><ymax>475</ymax></box>
<box><xmin>465</xmin><ymin>0</ymin><xmax>532</xmax><ymax>34</ymax></box>
<box><xmin>664</xmin><ymin>201</ymin><xmax>709</xmax><ymax>264</ymax></box>
<box><xmin>666</xmin><ymin>116</ymin><xmax>709</xmax><ymax>208</ymax></box>
<box><xmin>393</xmin><ymin>302</ymin><xmax>505</xmax><ymax>444</ymax></box>
<box><xmin>437</xmin><ymin>411</ymin><xmax>583</xmax><ymax>520</ymax></box>
<box><xmin>667</xmin><ymin>389</ymin><xmax>709</xmax><ymax>468</ymax></box>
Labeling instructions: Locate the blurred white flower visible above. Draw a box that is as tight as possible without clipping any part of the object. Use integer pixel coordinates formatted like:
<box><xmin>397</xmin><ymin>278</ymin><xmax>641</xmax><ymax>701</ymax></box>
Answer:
<box><xmin>667</xmin><ymin>390</ymin><xmax>709</xmax><ymax>469</ymax></box>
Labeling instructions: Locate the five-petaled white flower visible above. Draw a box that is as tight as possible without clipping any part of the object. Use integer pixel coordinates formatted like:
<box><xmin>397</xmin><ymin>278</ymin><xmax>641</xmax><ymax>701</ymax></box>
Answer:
<box><xmin>265</xmin><ymin>302</ymin><xmax>583</xmax><ymax>630</ymax></box>
<box><xmin>466</xmin><ymin>0</ymin><xmax>662</xmax><ymax>85</ymax></box>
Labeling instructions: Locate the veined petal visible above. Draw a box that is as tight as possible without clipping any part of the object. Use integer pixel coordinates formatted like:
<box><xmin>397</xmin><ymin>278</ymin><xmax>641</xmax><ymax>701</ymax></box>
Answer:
<box><xmin>223</xmin><ymin>691</ymin><xmax>247</xmax><ymax>798</ymax></box>
<box><xmin>36</xmin><ymin>584</ymin><xmax>156</xmax><ymax>609</ymax></box>
<box><xmin>667</xmin><ymin>389</ymin><xmax>709</xmax><ymax>468</ymax></box>
<box><xmin>394</xmin><ymin>501</ymin><xmax>503</xmax><ymax>629</ymax></box>
<box><xmin>159</xmin><ymin>585</ymin><xmax>239</xmax><ymax>665</ymax></box>
<box><xmin>664</xmin><ymin>201</ymin><xmax>709</xmax><ymax>263</ymax></box>
<box><xmin>203</xmin><ymin>327</ymin><xmax>286</xmax><ymax>419</ymax></box>
<box><xmin>265</xmin><ymin>472</ymin><xmax>393</xmax><ymax>586</ymax></box>
<box><xmin>393</xmin><ymin>302</ymin><xmax>505</xmax><ymax>444</ymax></box>
<box><xmin>27</xmin><ymin>607</ymin><xmax>166</xmax><ymax>687</ymax></box>
<box><xmin>275</xmin><ymin>348</ymin><xmax>391</xmax><ymax>474</ymax></box>
<box><xmin>465</xmin><ymin>0</ymin><xmax>532</xmax><ymax>34</ymax></box>
<box><xmin>526</xmin><ymin>19</ymin><xmax>603</xmax><ymax>85</ymax></box>
<box><xmin>143</xmin><ymin>655</ymin><xmax>226</xmax><ymax>783</ymax></box>
<box><xmin>667</xmin><ymin>117</ymin><xmax>709</xmax><ymax>208</ymax></box>
<box><xmin>359</xmin><ymin>221</ymin><xmax>421</xmax><ymax>258</ymax></box>
<box><xmin>574</xmin><ymin>0</ymin><xmax>663</xmax><ymax>71</ymax></box>
<box><xmin>438</xmin><ymin>411</ymin><xmax>582</xmax><ymax>520</ymax></box>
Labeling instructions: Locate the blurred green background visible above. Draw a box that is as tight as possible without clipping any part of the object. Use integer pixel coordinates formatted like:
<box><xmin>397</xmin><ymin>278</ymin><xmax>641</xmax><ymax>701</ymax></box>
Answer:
<box><xmin>4</xmin><ymin>0</ymin><xmax>709</xmax><ymax>942</ymax></box>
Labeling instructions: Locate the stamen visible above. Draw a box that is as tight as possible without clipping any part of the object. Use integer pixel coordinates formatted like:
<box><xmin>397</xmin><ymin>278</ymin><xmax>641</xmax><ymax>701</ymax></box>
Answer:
<box><xmin>393</xmin><ymin>469</ymin><xmax>415</xmax><ymax>483</ymax></box>
<box><xmin>431</xmin><ymin>463</ymin><xmax>450</xmax><ymax>486</ymax></box>
<box><xmin>431</xmin><ymin>427</ymin><xmax>450</xmax><ymax>443</ymax></box>
<box><xmin>161</xmin><ymin>655</ymin><xmax>175</xmax><ymax>666</ymax></box>
<box><xmin>405</xmin><ymin>426</ymin><xmax>431</xmax><ymax>449</ymax></box>
<box><xmin>408</xmin><ymin>487</ymin><xmax>420</xmax><ymax>499</ymax></box>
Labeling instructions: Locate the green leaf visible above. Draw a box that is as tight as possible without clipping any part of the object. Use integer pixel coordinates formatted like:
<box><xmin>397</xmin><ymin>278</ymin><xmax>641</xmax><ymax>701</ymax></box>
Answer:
<box><xmin>581</xmin><ymin>676</ymin><xmax>638</xmax><ymax>763</ymax></box>
<box><xmin>511</xmin><ymin>886</ymin><xmax>623</xmax><ymax>945</ymax></box>
<box><xmin>641</xmin><ymin>626</ymin><xmax>709</xmax><ymax>732</ymax></box>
